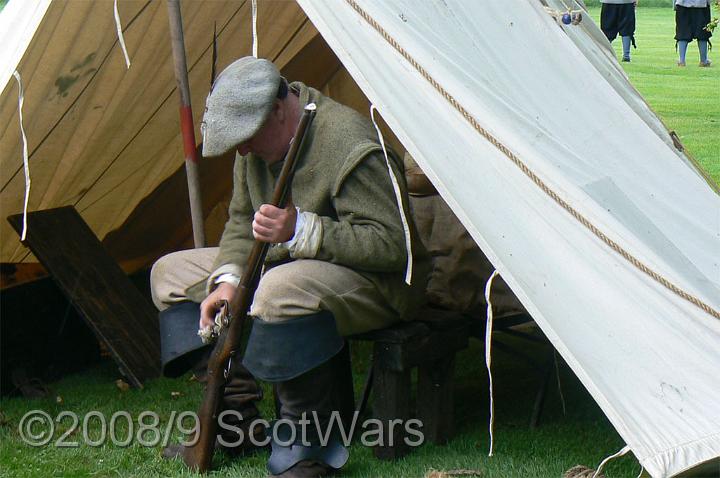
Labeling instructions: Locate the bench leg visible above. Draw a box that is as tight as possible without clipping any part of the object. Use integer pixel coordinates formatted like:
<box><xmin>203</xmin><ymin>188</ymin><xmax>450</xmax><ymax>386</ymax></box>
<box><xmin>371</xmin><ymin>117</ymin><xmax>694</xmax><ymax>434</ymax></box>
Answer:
<box><xmin>356</xmin><ymin>361</ymin><xmax>374</xmax><ymax>417</ymax></box>
<box><xmin>372</xmin><ymin>364</ymin><xmax>411</xmax><ymax>460</ymax></box>
<box><xmin>334</xmin><ymin>342</ymin><xmax>356</xmax><ymax>430</ymax></box>
<box><xmin>530</xmin><ymin>347</ymin><xmax>555</xmax><ymax>429</ymax></box>
<box><xmin>418</xmin><ymin>355</ymin><xmax>455</xmax><ymax>444</ymax></box>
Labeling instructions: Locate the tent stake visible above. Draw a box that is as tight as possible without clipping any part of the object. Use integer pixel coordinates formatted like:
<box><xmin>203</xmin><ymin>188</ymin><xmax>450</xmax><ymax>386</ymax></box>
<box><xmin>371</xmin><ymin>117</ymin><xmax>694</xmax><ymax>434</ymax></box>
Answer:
<box><xmin>166</xmin><ymin>0</ymin><xmax>205</xmax><ymax>248</ymax></box>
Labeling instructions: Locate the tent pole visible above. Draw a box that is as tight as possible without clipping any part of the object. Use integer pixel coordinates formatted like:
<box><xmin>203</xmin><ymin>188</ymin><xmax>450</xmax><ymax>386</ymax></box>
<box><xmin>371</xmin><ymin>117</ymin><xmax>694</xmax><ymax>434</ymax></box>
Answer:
<box><xmin>166</xmin><ymin>0</ymin><xmax>205</xmax><ymax>248</ymax></box>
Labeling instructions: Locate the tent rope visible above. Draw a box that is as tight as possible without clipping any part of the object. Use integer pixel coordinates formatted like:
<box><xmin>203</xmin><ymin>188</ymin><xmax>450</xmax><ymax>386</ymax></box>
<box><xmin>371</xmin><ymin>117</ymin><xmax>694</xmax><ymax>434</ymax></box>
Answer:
<box><xmin>344</xmin><ymin>0</ymin><xmax>720</xmax><ymax>321</ymax></box>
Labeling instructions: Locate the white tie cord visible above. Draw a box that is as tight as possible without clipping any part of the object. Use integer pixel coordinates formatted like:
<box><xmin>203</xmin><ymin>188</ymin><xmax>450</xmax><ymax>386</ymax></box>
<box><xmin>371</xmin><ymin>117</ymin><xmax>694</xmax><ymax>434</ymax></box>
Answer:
<box><xmin>113</xmin><ymin>0</ymin><xmax>131</xmax><ymax>69</ymax></box>
<box><xmin>369</xmin><ymin>105</ymin><xmax>413</xmax><ymax>285</ymax></box>
<box><xmin>484</xmin><ymin>269</ymin><xmax>499</xmax><ymax>456</ymax></box>
<box><xmin>251</xmin><ymin>0</ymin><xmax>258</xmax><ymax>58</ymax></box>
<box><xmin>592</xmin><ymin>445</ymin><xmax>632</xmax><ymax>478</ymax></box>
<box><xmin>13</xmin><ymin>71</ymin><xmax>30</xmax><ymax>241</ymax></box>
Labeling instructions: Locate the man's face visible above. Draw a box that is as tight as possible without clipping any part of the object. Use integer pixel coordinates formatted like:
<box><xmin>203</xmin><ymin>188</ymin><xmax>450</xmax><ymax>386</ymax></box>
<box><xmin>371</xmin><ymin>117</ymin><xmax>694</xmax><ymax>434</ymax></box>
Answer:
<box><xmin>236</xmin><ymin>102</ymin><xmax>286</xmax><ymax>163</ymax></box>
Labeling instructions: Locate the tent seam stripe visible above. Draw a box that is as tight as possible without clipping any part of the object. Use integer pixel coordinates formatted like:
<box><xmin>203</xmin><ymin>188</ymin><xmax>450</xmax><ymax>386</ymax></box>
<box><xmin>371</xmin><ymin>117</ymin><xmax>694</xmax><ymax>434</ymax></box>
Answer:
<box><xmin>344</xmin><ymin>0</ymin><xmax>720</xmax><ymax>321</ymax></box>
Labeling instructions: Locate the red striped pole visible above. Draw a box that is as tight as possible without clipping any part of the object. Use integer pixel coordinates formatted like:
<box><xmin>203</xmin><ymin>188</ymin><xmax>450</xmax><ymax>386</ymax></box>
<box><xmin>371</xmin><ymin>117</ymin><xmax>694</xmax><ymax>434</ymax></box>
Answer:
<box><xmin>167</xmin><ymin>0</ymin><xmax>205</xmax><ymax>248</ymax></box>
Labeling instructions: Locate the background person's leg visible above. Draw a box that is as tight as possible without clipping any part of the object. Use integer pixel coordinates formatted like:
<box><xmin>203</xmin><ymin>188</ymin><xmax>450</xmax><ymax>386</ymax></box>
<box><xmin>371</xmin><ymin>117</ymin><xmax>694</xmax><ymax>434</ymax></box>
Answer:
<box><xmin>621</xmin><ymin>36</ymin><xmax>632</xmax><ymax>61</ymax></box>
<box><xmin>678</xmin><ymin>40</ymin><xmax>689</xmax><ymax>66</ymax></box>
<box><xmin>698</xmin><ymin>40</ymin><xmax>710</xmax><ymax>66</ymax></box>
<box><xmin>600</xmin><ymin>2</ymin><xmax>617</xmax><ymax>43</ymax></box>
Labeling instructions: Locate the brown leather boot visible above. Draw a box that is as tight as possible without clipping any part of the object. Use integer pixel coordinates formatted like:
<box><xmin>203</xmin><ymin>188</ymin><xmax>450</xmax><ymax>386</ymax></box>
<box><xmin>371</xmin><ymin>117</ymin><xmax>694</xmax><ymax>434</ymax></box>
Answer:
<box><xmin>267</xmin><ymin>352</ymin><xmax>349</xmax><ymax>477</ymax></box>
<box><xmin>241</xmin><ymin>312</ymin><xmax>351</xmax><ymax>476</ymax></box>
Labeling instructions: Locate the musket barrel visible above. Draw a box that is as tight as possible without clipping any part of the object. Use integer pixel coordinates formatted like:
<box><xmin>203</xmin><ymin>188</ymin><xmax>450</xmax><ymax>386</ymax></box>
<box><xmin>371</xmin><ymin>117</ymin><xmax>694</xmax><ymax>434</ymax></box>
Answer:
<box><xmin>182</xmin><ymin>104</ymin><xmax>317</xmax><ymax>472</ymax></box>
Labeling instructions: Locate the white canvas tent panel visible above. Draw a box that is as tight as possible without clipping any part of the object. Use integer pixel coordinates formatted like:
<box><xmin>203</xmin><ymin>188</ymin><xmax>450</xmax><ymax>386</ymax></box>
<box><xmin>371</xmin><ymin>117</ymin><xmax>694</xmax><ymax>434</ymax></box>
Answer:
<box><xmin>298</xmin><ymin>1</ymin><xmax>720</xmax><ymax>476</ymax></box>
<box><xmin>0</xmin><ymin>0</ymin><xmax>51</xmax><ymax>90</ymax></box>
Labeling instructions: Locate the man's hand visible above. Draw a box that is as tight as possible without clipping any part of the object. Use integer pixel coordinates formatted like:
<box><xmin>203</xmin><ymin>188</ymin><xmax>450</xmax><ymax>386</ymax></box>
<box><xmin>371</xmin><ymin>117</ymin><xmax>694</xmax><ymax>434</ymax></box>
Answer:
<box><xmin>200</xmin><ymin>282</ymin><xmax>237</xmax><ymax>330</ymax></box>
<box><xmin>252</xmin><ymin>203</ymin><xmax>297</xmax><ymax>243</ymax></box>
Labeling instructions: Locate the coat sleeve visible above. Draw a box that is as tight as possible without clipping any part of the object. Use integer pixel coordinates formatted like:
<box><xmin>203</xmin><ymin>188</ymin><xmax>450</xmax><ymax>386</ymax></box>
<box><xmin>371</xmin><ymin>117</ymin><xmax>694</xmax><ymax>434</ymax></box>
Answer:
<box><xmin>211</xmin><ymin>156</ymin><xmax>255</xmax><ymax>276</ymax></box>
<box><xmin>314</xmin><ymin>151</ymin><xmax>408</xmax><ymax>272</ymax></box>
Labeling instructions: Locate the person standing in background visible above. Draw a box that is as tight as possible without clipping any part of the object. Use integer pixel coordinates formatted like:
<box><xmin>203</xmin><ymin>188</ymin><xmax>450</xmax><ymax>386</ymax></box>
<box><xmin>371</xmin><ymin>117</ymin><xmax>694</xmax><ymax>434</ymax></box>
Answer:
<box><xmin>674</xmin><ymin>0</ymin><xmax>713</xmax><ymax>66</ymax></box>
<box><xmin>600</xmin><ymin>0</ymin><xmax>638</xmax><ymax>62</ymax></box>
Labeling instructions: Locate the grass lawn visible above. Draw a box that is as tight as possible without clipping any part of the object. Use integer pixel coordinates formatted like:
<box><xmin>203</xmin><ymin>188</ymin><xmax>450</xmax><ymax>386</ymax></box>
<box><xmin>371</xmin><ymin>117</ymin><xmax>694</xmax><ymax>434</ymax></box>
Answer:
<box><xmin>1</xmin><ymin>339</ymin><xmax>640</xmax><ymax>478</ymax></box>
<box><xmin>586</xmin><ymin>6</ymin><xmax>719</xmax><ymax>183</ymax></box>
<box><xmin>1</xmin><ymin>7</ymin><xmax>717</xmax><ymax>478</ymax></box>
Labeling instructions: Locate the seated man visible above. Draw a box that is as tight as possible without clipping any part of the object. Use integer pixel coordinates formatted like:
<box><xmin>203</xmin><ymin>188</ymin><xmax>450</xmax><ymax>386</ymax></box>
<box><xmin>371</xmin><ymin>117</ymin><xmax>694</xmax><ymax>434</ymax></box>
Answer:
<box><xmin>151</xmin><ymin>57</ymin><xmax>428</xmax><ymax>477</ymax></box>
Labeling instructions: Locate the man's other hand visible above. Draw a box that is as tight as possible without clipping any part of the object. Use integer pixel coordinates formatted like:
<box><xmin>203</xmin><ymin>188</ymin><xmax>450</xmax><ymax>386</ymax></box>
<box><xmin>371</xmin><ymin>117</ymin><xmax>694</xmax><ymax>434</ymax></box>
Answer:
<box><xmin>252</xmin><ymin>203</ymin><xmax>297</xmax><ymax>243</ymax></box>
<box><xmin>200</xmin><ymin>282</ymin><xmax>237</xmax><ymax>330</ymax></box>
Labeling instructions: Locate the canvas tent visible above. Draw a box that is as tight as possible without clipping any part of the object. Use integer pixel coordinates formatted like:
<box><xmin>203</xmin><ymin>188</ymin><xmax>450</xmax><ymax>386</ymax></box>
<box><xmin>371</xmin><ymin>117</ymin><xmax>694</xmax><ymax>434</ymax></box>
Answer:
<box><xmin>0</xmin><ymin>0</ymin><xmax>367</xmax><ymax>270</ymax></box>
<box><xmin>1</xmin><ymin>1</ymin><xmax>718</xmax><ymax>477</ymax></box>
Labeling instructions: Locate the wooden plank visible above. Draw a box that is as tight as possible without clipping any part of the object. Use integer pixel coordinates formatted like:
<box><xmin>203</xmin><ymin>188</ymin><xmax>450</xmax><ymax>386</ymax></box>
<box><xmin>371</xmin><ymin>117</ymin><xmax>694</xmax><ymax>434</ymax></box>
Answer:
<box><xmin>8</xmin><ymin>207</ymin><xmax>160</xmax><ymax>387</ymax></box>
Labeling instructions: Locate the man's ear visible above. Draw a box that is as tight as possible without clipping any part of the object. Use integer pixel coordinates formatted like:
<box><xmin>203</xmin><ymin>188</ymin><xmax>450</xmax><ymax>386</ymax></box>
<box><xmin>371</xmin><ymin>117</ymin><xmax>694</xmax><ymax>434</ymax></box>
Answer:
<box><xmin>273</xmin><ymin>100</ymin><xmax>285</xmax><ymax>123</ymax></box>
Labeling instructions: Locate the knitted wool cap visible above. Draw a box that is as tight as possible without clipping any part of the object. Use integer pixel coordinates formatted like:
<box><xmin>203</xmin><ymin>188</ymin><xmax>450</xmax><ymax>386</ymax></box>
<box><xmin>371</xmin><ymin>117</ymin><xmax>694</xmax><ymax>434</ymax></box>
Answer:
<box><xmin>201</xmin><ymin>57</ymin><xmax>281</xmax><ymax>157</ymax></box>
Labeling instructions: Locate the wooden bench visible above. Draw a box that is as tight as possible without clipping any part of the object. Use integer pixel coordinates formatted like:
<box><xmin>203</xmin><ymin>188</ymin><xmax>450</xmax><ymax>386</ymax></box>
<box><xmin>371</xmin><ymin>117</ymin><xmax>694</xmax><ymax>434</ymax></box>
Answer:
<box><xmin>270</xmin><ymin>308</ymin><xmax>554</xmax><ymax>460</ymax></box>
<box><xmin>469</xmin><ymin>313</ymin><xmax>557</xmax><ymax>428</ymax></box>
<box><xmin>349</xmin><ymin>307</ymin><xmax>471</xmax><ymax>460</ymax></box>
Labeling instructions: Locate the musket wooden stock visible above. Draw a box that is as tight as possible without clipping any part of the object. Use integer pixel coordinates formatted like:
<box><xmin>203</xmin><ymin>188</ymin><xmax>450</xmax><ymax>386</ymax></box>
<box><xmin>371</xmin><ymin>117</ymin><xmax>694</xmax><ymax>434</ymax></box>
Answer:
<box><xmin>182</xmin><ymin>104</ymin><xmax>317</xmax><ymax>472</ymax></box>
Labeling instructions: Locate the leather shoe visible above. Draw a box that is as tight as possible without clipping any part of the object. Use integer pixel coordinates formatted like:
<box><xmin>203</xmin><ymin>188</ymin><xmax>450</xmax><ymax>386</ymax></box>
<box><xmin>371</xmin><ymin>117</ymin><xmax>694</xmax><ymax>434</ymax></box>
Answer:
<box><xmin>269</xmin><ymin>460</ymin><xmax>332</xmax><ymax>478</ymax></box>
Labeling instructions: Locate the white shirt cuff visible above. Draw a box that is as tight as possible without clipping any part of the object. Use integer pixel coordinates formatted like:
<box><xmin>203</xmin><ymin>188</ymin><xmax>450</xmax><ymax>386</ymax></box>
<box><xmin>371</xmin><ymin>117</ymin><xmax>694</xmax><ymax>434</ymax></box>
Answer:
<box><xmin>279</xmin><ymin>209</ymin><xmax>323</xmax><ymax>258</ymax></box>
<box><xmin>282</xmin><ymin>207</ymin><xmax>305</xmax><ymax>249</ymax></box>
<box><xmin>215</xmin><ymin>272</ymin><xmax>241</xmax><ymax>288</ymax></box>
<box><xmin>205</xmin><ymin>263</ymin><xmax>242</xmax><ymax>295</ymax></box>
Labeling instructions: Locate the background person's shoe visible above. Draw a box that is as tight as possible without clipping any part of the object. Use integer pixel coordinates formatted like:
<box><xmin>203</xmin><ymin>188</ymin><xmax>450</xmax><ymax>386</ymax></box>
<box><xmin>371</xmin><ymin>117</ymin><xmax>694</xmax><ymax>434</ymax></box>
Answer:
<box><xmin>677</xmin><ymin>60</ymin><xmax>686</xmax><ymax>67</ymax></box>
<box><xmin>699</xmin><ymin>60</ymin><xmax>712</xmax><ymax>67</ymax></box>
<box><xmin>621</xmin><ymin>56</ymin><xmax>631</xmax><ymax>62</ymax></box>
